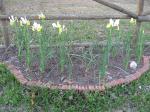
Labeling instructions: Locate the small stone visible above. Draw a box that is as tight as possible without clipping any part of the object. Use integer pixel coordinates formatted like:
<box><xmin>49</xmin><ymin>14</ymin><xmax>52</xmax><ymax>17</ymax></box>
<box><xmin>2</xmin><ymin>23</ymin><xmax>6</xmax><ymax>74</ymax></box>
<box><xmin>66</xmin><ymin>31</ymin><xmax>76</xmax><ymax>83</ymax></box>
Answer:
<box><xmin>139</xmin><ymin>85</ymin><xmax>142</xmax><ymax>89</ymax></box>
<box><xmin>129</xmin><ymin>61</ymin><xmax>137</xmax><ymax>70</ymax></box>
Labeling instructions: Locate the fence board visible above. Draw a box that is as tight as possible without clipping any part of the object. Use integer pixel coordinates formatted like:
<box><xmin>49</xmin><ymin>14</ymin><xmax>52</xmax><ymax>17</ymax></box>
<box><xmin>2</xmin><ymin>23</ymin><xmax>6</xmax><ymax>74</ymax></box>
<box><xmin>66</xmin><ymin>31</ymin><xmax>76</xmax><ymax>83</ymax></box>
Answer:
<box><xmin>142</xmin><ymin>10</ymin><xmax>150</xmax><ymax>16</ymax></box>
<box><xmin>0</xmin><ymin>0</ymin><xmax>10</xmax><ymax>47</ymax></box>
<box><xmin>0</xmin><ymin>0</ymin><xmax>2</xmax><ymax>10</ymax></box>
<box><xmin>92</xmin><ymin>0</ymin><xmax>138</xmax><ymax>18</ymax></box>
<box><xmin>134</xmin><ymin>0</ymin><xmax>144</xmax><ymax>47</ymax></box>
<box><xmin>139</xmin><ymin>15</ymin><xmax>150</xmax><ymax>21</ymax></box>
<box><xmin>0</xmin><ymin>14</ymin><xmax>131</xmax><ymax>20</ymax></box>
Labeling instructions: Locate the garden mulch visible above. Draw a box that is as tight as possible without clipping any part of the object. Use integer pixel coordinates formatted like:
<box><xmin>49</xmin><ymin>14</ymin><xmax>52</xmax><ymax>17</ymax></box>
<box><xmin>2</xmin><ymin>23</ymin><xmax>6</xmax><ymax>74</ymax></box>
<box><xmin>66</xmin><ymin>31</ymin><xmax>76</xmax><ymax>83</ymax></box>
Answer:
<box><xmin>0</xmin><ymin>46</ymin><xmax>150</xmax><ymax>91</ymax></box>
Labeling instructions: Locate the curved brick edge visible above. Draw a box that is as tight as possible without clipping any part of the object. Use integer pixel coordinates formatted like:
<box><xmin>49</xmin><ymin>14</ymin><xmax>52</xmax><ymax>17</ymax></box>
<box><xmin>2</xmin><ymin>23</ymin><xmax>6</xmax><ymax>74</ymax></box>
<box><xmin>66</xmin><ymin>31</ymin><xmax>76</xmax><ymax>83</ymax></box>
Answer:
<box><xmin>1</xmin><ymin>56</ymin><xmax>150</xmax><ymax>91</ymax></box>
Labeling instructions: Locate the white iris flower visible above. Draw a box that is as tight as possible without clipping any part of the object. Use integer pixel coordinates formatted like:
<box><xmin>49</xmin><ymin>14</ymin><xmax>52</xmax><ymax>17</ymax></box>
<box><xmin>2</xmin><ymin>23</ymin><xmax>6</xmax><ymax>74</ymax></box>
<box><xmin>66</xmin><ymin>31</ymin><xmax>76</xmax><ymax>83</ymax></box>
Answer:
<box><xmin>9</xmin><ymin>15</ymin><xmax>18</xmax><ymax>26</ymax></box>
<box><xmin>106</xmin><ymin>19</ymin><xmax>120</xmax><ymax>30</ymax></box>
<box><xmin>52</xmin><ymin>21</ymin><xmax>66</xmax><ymax>34</ymax></box>
<box><xmin>32</xmin><ymin>22</ymin><xmax>42</xmax><ymax>32</ymax></box>
<box><xmin>20</xmin><ymin>17</ymin><xmax>30</xmax><ymax>26</ymax></box>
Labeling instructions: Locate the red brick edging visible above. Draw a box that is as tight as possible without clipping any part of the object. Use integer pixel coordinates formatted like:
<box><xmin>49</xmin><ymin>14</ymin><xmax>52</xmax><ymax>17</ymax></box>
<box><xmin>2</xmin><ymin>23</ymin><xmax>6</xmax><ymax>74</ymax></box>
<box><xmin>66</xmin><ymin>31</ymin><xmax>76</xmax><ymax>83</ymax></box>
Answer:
<box><xmin>1</xmin><ymin>56</ymin><xmax>150</xmax><ymax>91</ymax></box>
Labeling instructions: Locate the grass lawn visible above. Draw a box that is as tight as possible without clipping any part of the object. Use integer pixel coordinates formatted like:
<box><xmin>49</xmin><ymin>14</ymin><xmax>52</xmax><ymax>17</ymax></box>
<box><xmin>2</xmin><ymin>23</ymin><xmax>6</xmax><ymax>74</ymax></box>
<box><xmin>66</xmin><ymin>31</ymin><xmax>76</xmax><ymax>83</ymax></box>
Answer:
<box><xmin>0</xmin><ymin>64</ymin><xmax>150</xmax><ymax>112</ymax></box>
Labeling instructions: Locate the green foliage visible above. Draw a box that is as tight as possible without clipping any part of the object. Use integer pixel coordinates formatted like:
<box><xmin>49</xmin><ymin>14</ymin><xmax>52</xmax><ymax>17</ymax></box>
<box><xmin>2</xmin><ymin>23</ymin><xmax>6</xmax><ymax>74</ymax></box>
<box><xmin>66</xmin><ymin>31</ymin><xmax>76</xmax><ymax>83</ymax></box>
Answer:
<box><xmin>0</xmin><ymin>65</ymin><xmax>150</xmax><ymax>111</ymax></box>
<box><xmin>57</xmin><ymin>33</ymin><xmax>68</xmax><ymax>73</ymax></box>
<box><xmin>37</xmin><ymin>31</ymin><xmax>48</xmax><ymax>72</ymax></box>
<box><xmin>0</xmin><ymin>65</ymin><xmax>30</xmax><ymax>106</ymax></box>
<box><xmin>99</xmin><ymin>28</ymin><xmax>112</xmax><ymax>77</ymax></box>
<box><xmin>10</xmin><ymin>17</ymin><xmax>147</xmax><ymax>83</ymax></box>
<box><xmin>123</xmin><ymin>24</ymin><xmax>132</xmax><ymax>69</ymax></box>
<box><xmin>3</xmin><ymin>14</ymin><xmax>150</xmax><ymax>112</ymax></box>
<box><xmin>136</xmin><ymin>28</ymin><xmax>145</xmax><ymax>64</ymax></box>
<box><xmin>12</xmin><ymin>21</ymin><xmax>31</xmax><ymax>68</ymax></box>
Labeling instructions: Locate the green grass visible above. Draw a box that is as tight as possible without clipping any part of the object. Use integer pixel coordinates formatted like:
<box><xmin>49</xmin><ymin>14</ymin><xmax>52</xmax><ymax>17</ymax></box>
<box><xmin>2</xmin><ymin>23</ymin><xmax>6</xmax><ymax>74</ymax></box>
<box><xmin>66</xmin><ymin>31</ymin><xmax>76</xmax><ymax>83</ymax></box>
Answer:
<box><xmin>0</xmin><ymin>64</ymin><xmax>150</xmax><ymax>112</ymax></box>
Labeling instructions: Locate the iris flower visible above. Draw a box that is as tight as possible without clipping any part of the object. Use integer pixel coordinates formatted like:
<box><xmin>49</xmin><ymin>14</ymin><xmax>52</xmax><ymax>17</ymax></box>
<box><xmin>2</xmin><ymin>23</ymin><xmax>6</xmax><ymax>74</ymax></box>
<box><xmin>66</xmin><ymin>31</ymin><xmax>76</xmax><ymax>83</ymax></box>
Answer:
<box><xmin>32</xmin><ymin>22</ymin><xmax>42</xmax><ymax>32</ymax></box>
<box><xmin>130</xmin><ymin>18</ymin><xmax>136</xmax><ymax>25</ymax></box>
<box><xmin>106</xmin><ymin>19</ymin><xmax>120</xmax><ymax>30</ymax></box>
<box><xmin>9</xmin><ymin>15</ymin><xmax>18</xmax><ymax>26</ymax></box>
<box><xmin>20</xmin><ymin>17</ymin><xmax>30</xmax><ymax>26</ymax></box>
<box><xmin>52</xmin><ymin>21</ymin><xmax>66</xmax><ymax>34</ymax></box>
<box><xmin>38</xmin><ymin>12</ymin><xmax>46</xmax><ymax>19</ymax></box>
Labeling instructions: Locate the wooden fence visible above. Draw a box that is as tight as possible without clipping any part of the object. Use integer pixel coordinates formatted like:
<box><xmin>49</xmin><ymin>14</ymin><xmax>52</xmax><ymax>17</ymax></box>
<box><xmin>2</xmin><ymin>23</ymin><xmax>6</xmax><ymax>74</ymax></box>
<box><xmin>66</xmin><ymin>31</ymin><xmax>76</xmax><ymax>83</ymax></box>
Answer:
<box><xmin>0</xmin><ymin>0</ymin><xmax>150</xmax><ymax>48</ymax></box>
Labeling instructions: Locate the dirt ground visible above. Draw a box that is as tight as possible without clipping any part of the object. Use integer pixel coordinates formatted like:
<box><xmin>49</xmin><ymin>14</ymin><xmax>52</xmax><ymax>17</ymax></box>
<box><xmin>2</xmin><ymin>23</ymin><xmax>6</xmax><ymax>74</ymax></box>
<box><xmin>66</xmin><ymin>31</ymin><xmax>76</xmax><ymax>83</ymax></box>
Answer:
<box><xmin>4</xmin><ymin>0</ymin><xmax>150</xmax><ymax>15</ymax></box>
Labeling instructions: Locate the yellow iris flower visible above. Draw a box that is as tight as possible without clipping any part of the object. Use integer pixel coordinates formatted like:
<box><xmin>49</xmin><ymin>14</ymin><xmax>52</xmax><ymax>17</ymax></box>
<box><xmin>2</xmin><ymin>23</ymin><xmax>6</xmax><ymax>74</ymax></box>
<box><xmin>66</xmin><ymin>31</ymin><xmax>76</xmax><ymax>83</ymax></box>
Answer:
<box><xmin>130</xmin><ymin>18</ymin><xmax>136</xmax><ymax>25</ymax></box>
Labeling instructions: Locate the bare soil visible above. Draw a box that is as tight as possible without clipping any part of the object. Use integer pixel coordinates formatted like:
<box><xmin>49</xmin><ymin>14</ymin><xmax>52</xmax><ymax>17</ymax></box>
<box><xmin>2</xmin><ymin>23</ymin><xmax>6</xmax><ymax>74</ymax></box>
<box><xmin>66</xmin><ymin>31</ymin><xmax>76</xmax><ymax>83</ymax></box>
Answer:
<box><xmin>0</xmin><ymin>46</ymin><xmax>146</xmax><ymax>86</ymax></box>
<box><xmin>4</xmin><ymin>0</ymin><xmax>150</xmax><ymax>15</ymax></box>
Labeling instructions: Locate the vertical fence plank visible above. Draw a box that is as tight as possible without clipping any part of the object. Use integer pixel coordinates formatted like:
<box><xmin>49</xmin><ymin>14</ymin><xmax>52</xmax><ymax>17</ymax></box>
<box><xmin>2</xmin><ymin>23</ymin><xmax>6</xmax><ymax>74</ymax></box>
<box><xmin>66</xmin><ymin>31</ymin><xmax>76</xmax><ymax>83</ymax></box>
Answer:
<box><xmin>133</xmin><ymin>0</ymin><xmax>144</xmax><ymax>47</ymax></box>
<box><xmin>137</xmin><ymin>0</ymin><xmax>144</xmax><ymax>15</ymax></box>
<box><xmin>0</xmin><ymin>0</ymin><xmax>10</xmax><ymax>47</ymax></box>
<box><xmin>0</xmin><ymin>0</ymin><xmax>2</xmax><ymax>10</ymax></box>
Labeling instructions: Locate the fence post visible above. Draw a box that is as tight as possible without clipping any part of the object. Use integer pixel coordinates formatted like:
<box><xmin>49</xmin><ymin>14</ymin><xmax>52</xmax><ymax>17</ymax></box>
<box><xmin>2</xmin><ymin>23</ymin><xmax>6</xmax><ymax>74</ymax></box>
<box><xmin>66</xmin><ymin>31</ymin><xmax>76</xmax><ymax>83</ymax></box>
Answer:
<box><xmin>133</xmin><ymin>0</ymin><xmax>144</xmax><ymax>47</ymax></box>
<box><xmin>0</xmin><ymin>0</ymin><xmax>2</xmax><ymax>10</ymax></box>
<box><xmin>0</xmin><ymin>0</ymin><xmax>10</xmax><ymax>47</ymax></box>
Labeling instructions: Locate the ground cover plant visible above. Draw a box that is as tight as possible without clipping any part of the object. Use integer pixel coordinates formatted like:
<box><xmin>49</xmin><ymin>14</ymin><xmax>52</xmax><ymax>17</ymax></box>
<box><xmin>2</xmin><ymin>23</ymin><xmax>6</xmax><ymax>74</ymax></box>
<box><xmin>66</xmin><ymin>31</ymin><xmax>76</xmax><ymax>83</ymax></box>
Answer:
<box><xmin>2</xmin><ymin>13</ymin><xmax>147</xmax><ymax>85</ymax></box>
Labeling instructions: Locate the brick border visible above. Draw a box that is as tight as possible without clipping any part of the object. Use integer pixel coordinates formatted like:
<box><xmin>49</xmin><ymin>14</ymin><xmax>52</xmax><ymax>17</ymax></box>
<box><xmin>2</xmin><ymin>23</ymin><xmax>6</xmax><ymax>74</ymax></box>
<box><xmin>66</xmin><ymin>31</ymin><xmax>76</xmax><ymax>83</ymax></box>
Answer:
<box><xmin>1</xmin><ymin>56</ymin><xmax>150</xmax><ymax>91</ymax></box>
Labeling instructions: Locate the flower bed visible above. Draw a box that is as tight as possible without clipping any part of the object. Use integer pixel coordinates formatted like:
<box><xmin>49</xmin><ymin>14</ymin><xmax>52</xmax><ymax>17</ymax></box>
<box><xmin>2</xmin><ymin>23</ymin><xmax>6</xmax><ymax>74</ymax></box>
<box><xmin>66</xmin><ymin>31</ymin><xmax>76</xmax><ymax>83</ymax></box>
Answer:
<box><xmin>1</xmin><ymin>13</ymin><xmax>149</xmax><ymax>91</ymax></box>
<box><xmin>0</xmin><ymin>56</ymin><xmax>149</xmax><ymax>91</ymax></box>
